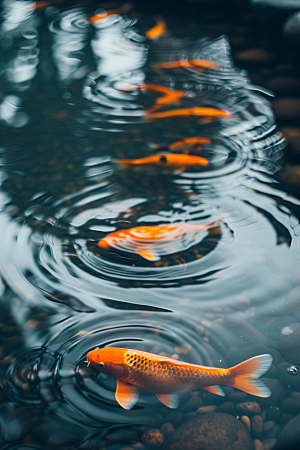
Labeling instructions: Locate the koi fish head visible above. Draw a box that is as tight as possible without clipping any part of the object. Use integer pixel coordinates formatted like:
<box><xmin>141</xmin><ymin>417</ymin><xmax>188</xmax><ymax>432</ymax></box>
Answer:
<box><xmin>87</xmin><ymin>347</ymin><xmax>127</xmax><ymax>379</ymax></box>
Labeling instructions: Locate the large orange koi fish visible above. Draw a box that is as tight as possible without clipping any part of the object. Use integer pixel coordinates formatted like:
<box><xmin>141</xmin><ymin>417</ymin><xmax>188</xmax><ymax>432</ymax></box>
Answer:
<box><xmin>98</xmin><ymin>221</ymin><xmax>216</xmax><ymax>261</ymax></box>
<box><xmin>87</xmin><ymin>347</ymin><xmax>272</xmax><ymax>409</ymax></box>
<box><xmin>145</xmin><ymin>107</ymin><xmax>231</xmax><ymax>120</ymax></box>
<box><xmin>114</xmin><ymin>153</ymin><xmax>208</xmax><ymax>172</ymax></box>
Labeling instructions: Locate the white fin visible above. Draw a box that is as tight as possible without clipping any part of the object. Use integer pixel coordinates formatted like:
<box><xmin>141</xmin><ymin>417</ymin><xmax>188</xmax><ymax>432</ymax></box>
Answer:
<box><xmin>115</xmin><ymin>380</ymin><xmax>139</xmax><ymax>410</ymax></box>
<box><xmin>202</xmin><ymin>385</ymin><xmax>225</xmax><ymax>396</ymax></box>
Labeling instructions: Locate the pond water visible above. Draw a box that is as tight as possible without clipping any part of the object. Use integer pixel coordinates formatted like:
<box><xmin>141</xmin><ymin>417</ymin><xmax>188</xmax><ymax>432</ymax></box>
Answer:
<box><xmin>0</xmin><ymin>1</ymin><xmax>300</xmax><ymax>449</ymax></box>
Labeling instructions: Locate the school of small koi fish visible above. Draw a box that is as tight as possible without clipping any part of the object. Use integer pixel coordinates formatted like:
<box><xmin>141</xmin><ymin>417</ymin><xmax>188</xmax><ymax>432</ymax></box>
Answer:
<box><xmin>55</xmin><ymin>1</ymin><xmax>273</xmax><ymax>410</ymax></box>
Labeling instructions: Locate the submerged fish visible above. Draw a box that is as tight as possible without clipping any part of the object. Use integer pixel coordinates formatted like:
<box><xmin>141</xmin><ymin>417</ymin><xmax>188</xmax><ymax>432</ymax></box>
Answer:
<box><xmin>114</xmin><ymin>153</ymin><xmax>208</xmax><ymax>173</ymax></box>
<box><xmin>28</xmin><ymin>0</ymin><xmax>63</xmax><ymax>10</ymax></box>
<box><xmin>98</xmin><ymin>221</ymin><xmax>217</xmax><ymax>261</ymax></box>
<box><xmin>145</xmin><ymin>107</ymin><xmax>231</xmax><ymax>121</ymax></box>
<box><xmin>145</xmin><ymin>17</ymin><xmax>167</xmax><ymax>40</ymax></box>
<box><xmin>156</xmin><ymin>137</ymin><xmax>211</xmax><ymax>153</ymax></box>
<box><xmin>87</xmin><ymin>347</ymin><xmax>273</xmax><ymax>410</ymax></box>
<box><xmin>154</xmin><ymin>59</ymin><xmax>219</xmax><ymax>70</ymax></box>
<box><xmin>89</xmin><ymin>3</ymin><xmax>132</xmax><ymax>24</ymax></box>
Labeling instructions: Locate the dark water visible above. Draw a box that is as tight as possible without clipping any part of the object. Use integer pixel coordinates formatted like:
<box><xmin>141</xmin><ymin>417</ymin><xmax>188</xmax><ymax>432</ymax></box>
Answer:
<box><xmin>0</xmin><ymin>1</ymin><xmax>300</xmax><ymax>449</ymax></box>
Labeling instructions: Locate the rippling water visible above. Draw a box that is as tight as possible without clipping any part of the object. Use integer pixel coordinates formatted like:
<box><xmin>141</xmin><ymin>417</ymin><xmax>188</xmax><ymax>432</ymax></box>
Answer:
<box><xmin>0</xmin><ymin>1</ymin><xmax>300</xmax><ymax>448</ymax></box>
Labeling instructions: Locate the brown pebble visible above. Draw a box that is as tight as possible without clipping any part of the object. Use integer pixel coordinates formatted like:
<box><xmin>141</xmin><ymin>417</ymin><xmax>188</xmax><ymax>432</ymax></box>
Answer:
<box><xmin>235</xmin><ymin>49</ymin><xmax>276</xmax><ymax>64</ymax></box>
<box><xmin>236</xmin><ymin>402</ymin><xmax>261</xmax><ymax>414</ymax></box>
<box><xmin>253</xmin><ymin>439</ymin><xmax>264</xmax><ymax>450</ymax></box>
<box><xmin>241</xmin><ymin>415</ymin><xmax>251</xmax><ymax>432</ymax></box>
<box><xmin>267</xmin><ymin>424</ymin><xmax>281</xmax><ymax>439</ymax></box>
<box><xmin>161</xmin><ymin>423</ymin><xmax>174</xmax><ymax>435</ymax></box>
<box><xmin>263</xmin><ymin>420</ymin><xmax>275</xmax><ymax>433</ymax></box>
<box><xmin>273</xmin><ymin>98</ymin><xmax>300</xmax><ymax>121</ymax></box>
<box><xmin>141</xmin><ymin>429</ymin><xmax>164</xmax><ymax>446</ymax></box>
<box><xmin>252</xmin><ymin>415</ymin><xmax>263</xmax><ymax>435</ymax></box>
<box><xmin>218</xmin><ymin>401</ymin><xmax>235</xmax><ymax>412</ymax></box>
<box><xmin>262</xmin><ymin>438</ymin><xmax>277</xmax><ymax>450</ymax></box>
<box><xmin>196</xmin><ymin>405</ymin><xmax>217</xmax><ymax>414</ymax></box>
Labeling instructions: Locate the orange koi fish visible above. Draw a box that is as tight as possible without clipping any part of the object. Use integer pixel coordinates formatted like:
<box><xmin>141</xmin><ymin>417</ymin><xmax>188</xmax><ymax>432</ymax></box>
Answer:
<box><xmin>98</xmin><ymin>221</ymin><xmax>216</xmax><ymax>261</ymax></box>
<box><xmin>145</xmin><ymin>17</ymin><xmax>167</xmax><ymax>40</ymax></box>
<box><xmin>28</xmin><ymin>0</ymin><xmax>63</xmax><ymax>10</ymax></box>
<box><xmin>121</xmin><ymin>83</ymin><xmax>186</xmax><ymax>113</ymax></box>
<box><xmin>89</xmin><ymin>3</ymin><xmax>132</xmax><ymax>24</ymax></box>
<box><xmin>87</xmin><ymin>347</ymin><xmax>273</xmax><ymax>410</ymax></box>
<box><xmin>114</xmin><ymin>153</ymin><xmax>208</xmax><ymax>173</ymax></box>
<box><xmin>145</xmin><ymin>107</ymin><xmax>231</xmax><ymax>121</ymax></box>
<box><xmin>166</xmin><ymin>137</ymin><xmax>211</xmax><ymax>152</ymax></box>
<box><xmin>154</xmin><ymin>59</ymin><xmax>219</xmax><ymax>70</ymax></box>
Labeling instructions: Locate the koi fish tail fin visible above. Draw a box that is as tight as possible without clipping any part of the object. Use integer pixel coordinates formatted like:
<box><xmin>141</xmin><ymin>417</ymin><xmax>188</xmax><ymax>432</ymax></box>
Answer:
<box><xmin>229</xmin><ymin>354</ymin><xmax>273</xmax><ymax>398</ymax></box>
<box><xmin>114</xmin><ymin>159</ymin><xmax>131</xmax><ymax>170</ymax></box>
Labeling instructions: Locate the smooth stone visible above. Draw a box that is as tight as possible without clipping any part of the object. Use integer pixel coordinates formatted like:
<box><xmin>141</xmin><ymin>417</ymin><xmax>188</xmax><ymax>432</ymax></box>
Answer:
<box><xmin>161</xmin><ymin>423</ymin><xmax>174</xmax><ymax>436</ymax></box>
<box><xmin>267</xmin><ymin>424</ymin><xmax>281</xmax><ymax>439</ymax></box>
<box><xmin>264</xmin><ymin>420</ymin><xmax>275</xmax><ymax>433</ymax></box>
<box><xmin>287</xmin><ymin>285</ymin><xmax>300</xmax><ymax>317</ymax></box>
<box><xmin>283</xmin><ymin>11</ymin><xmax>300</xmax><ymax>47</ymax></box>
<box><xmin>141</xmin><ymin>429</ymin><xmax>164</xmax><ymax>446</ymax></box>
<box><xmin>253</xmin><ymin>439</ymin><xmax>264</xmax><ymax>450</ymax></box>
<box><xmin>272</xmin><ymin>98</ymin><xmax>300</xmax><ymax>122</ymax></box>
<box><xmin>251</xmin><ymin>0</ymin><xmax>300</xmax><ymax>8</ymax></box>
<box><xmin>236</xmin><ymin>402</ymin><xmax>261</xmax><ymax>414</ymax></box>
<box><xmin>276</xmin><ymin>413</ymin><xmax>300</xmax><ymax>449</ymax></box>
<box><xmin>280</xmin><ymin>396</ymin><xmax>300</xmax><ymax>414</ymax></box>
<box><xmin>181</xmin><ymin>396</ymin><xmax>203</xmax><ymax>412</ymax></box>
<box><xmin>163</xmin><ymin>413</ymin><xmax>254</xmax><ymax>450</ymax></box>
<box><xmin>266</xmin><ymin>406</ymin><xmax>282</xmax><ymax>422</ymax></box>
<box><xmin>278</xmin><ymin>361</ymin><xmax>300</xmax><ymax>389</ymax></box>
<box><xmin>278</xmin><ymin>323</ymin><xmax>300</xmax><ymax>364</ymax></box>
<box><xmin>262</xmin><ymin>438</ymin><xmax>277</xmax><ymax>450</ymax></box>
<box><xmin>234</xmin><ymin>48</ymin><xmax>276</xmax><ymax>64</ymax></box>
<box><xmin>241</xmin><ymin>415</ymin><xmax>251</xmax><ymax>432</ymax></box>
<box><xmin>218</xmin><ymin>401</ymin><xmax>235</xmax><ymax>413</ymax></box>
<box><xmin>252</xmin><ymin>415</ymin><xmax>263</xmax><ymax>435</ymax></box>
<box><xmin>226</xmin><ymin>344</ymin><xmax>269</xmax><ymax>366</ymax></box>
<box><xmin>266</xmin><ymin>77</ymin><xmax>300</xmax><ymax>96</ymax></box>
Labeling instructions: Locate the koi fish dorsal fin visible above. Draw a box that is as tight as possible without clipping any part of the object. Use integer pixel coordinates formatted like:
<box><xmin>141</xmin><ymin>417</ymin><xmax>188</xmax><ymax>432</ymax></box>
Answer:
<box><xmin>202</xmin><ymin>385</ymin><xmax>225</xmax><ymax>396</ymax></box>
<box><xmin>229</xmin><ymin>354</ymin><xmax>273</xmax><ymax>398</ymax></box>
<box><xmin>156</xmin><ymin>393</ymin><xmax>180</xmax><ymax>409</ymax></box>
<box><xmin>116</xmin><ymin>380</ymin><xmax>139</xmax><ymax>410</ymax></box>
<box><xmin>135</xmin><ymin>250</ymin><xmax>160</xmax><ymax>261</ymax></box>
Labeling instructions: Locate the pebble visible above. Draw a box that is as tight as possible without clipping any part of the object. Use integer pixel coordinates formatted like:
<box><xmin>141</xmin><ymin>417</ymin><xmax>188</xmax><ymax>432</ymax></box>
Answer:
<box><xmin>262</xmin><ymin>438</ymin><xmax>277</xmax><ymax>450</ymax></box>
<box><xmin>252</xmin><ymin>415</ymin><xmax>263</xmax><ymax>435</ymax></box>
<box><xmin>141</xmin><ymin>429</ymin><xmax>164</xmax><ymax>446</ymax></box>
<box><xmin>253</xmin><ymin>439</ymin><xmax>264</xmax><ymax>450</ymax></box>
<box><xmin>236</xmin><ymin>402</ymin><xmax>261</xmax><ymax>414</ymax></box>
<box><xmin>283</xmin><ymin>11</ymin><xmax>300</xmax><ymax>47</ymax></box>
<box><xmin>234</xmin><ymin>48</ymin><xmax>276</xmax><ymax>64</ymax></box>
<box><xmin>272</xmin><ymin>98</ymin><xmax>300</xmax><ymax>123</ymax></box>
<box><xmin>241</xmin><ymin>415</ymin><xmax>251</xmax><ymax>432</ymax></box>
<box><xmin>280</xmin><ymin>127</ymin><xmax>300</xmax><ymax>160</ymax></box>
<box><xmin>196</xmin><ymin>405</ymin><xmax>218</xmax><ymax>414</ymax></box>
<box><xmin>161</xmin><ymin>423</ymin><xmax>174</xmax><ymax>436</ymax></box>
<box><xmin>276</xmin><ymin>412</ymin><xmax>300</xmax><ymax>449</ymax></box>
<box><xmin>163</xmin><ymin>413</ymin><xmax>253</xmax><ymax>450</ymax></box>
<box><xmin>287</xmin><ymin>286</ymin><xmax>300</xmax><ymax>318</ymax></box>
<box><xmin>263</xmin><ymin>420</ymin><xmax>275</xmax><ymax>433</ymax></box>
<box><xmin>266</xmin><ymin>424</ymin><xmax>281</xmax><ymax>439</ymax></box>
<box><xmin>278</xmin><ymin>322</ymin><xmax>300</xmax><ymax>365</ymax></box>
<box><xmin>280</xmin><ymin>396</ymin><xmax>300</xmax><ymax>414</ymax></box>
<box><xmin>181</xmin><ymin>396</ymin><xmax>203</xmax><ymax>412</ymax></box>
<box><xmin>218</xmin><ymin>401</ymin><xmax>235</xmax><ymax>412</ymax></box>
<box><xmin>260</xmin><ymin>378</ymin><xmax>288</xmax><ymax>408</ymax></box>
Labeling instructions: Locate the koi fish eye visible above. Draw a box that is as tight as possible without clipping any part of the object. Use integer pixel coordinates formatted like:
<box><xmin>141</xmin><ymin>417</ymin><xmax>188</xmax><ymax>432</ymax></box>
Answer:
<box><xmin>159</xmin><ymin>155</ymin><xmax>168</xmax><ymax>164</ymax></box>
<box><xmin>98</xmin><ymin>362</ymin><xmax>105</xmax><ymax>367</ymax></box>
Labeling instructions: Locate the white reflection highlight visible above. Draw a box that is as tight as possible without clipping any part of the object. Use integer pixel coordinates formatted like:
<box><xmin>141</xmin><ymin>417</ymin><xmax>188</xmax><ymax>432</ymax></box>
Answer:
<box><xmin>49</xmin><ymin>8</ymin><xmax>89</xmax><ymax>82</ymax></box>
<box><xmin>1</xmin><ymin>0</ymin><xmax>33</xmax><ymax>33</ymax></box>
<box><xmin>0</xmin><ymin>95</ymin><xmax>29</xmax><ymax>127</ymax></box>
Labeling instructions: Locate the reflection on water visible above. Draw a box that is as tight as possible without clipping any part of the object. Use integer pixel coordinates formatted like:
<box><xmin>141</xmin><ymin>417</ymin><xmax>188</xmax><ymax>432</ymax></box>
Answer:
<box><xmin>0</xmin><ymin>0</ymin><xmax>300</xmax><ymax>448</ymax></box>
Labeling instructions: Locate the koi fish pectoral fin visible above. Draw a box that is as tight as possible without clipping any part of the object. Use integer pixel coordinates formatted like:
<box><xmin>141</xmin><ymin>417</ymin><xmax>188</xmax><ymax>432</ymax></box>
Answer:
<box><xmin>135</xmin><ymin>250</ymin><xmax>160</xmax><ymax>261</ymax></box>
<box><xmin>156</xmin><ymin>393</ymin><xmax>180</xmax><ymax>409</ymax></box>
<box><xmin>116</xmin><ymin>380</ymin><xmax>139</xmax><ymax>410</ymax></box>
<box><xmin>202</xmin><ymin>385</ymin><xmax>225</xmax><ymax>396</ymax></box>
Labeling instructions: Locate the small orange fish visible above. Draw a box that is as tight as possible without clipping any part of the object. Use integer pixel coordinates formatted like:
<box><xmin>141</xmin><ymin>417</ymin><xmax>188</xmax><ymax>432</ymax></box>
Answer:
<box><xmin>28</xmin><ymin>0</ymin><xmax>63</xmax><ymax>10</ymax></box>
<box><xmin>98</xmin><ymin>221</ymin><xmax>216</xmax><ymax>261</ymax></box>
<box><xmin>145</xmin><ymin>17</ymin><xmax>167</xmax><ymax>40</ymax></box>
<box><xmin>167</xmin><ymin>137</ymin><xmax>211</xmax><ymax>152</ymax></box>
<box><xmin>154</xmin><ymin>59</ymin><xmax>219</xmax><ymax>70</ymax></box>
<box><xmin>89</xmin><ymin>3</ymin><xmax>132</xmax><ymax>24</ymax></box>
<box><xmin>87</xmin><ymin>347</ymin><xmax>273</xmax><ymax>409</ymax></box>
<box><xmin>114</xmin><ymin>153</ymin><xmax>208</xmax><ymax>173</ymax></box>
<box><xmin>121</xmin><ymin>83</ymin><xmax>186</xmax><ymax>113</ymax></box>
<box><xmin>145</xmin><ymin>107</ymin><xmax>231</xmax><ymax>121</ymax></box>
